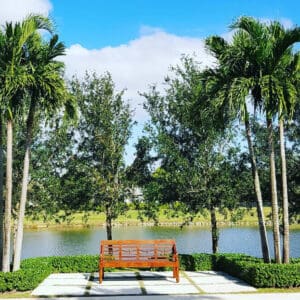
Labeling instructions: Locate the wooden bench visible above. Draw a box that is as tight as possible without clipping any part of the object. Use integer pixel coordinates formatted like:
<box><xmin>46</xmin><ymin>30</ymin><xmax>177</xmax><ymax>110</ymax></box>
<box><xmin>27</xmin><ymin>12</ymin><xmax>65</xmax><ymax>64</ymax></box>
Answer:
<box><xmin>99</xmin><ymin>239</ymin><xmax>180</xmax><ymax>283</ymax></box>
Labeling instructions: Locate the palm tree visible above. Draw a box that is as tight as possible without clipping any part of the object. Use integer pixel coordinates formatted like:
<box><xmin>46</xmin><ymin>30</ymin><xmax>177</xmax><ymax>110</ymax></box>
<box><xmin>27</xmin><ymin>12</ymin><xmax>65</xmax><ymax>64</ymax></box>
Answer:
<box><xmin>0</xmin><ymin>29</ymin><xmax>6</xmax><ymax>271</ymax></box>
<box><xmin>205</xmin><ymin>35</ymin><xmax>271</xmax><ymax>262</ymax></box>
<box><xmin>0</xmin><ymin>15</ymin><xmax>52</xmax><ymax>272</ymax></box>
<box><xmin>232</xmin><ymin>17</ymin><xmax>300</xmax><ymax>263</ymax></box>
<box><xmin>13</xmin><ymin>34</ymin><xmax>67</xmax><ymax>271</ymax></box>
<box><xmin>276</xmin><ymin>52</ymin><xmax>300</xmax><ymax>263</ymax></box>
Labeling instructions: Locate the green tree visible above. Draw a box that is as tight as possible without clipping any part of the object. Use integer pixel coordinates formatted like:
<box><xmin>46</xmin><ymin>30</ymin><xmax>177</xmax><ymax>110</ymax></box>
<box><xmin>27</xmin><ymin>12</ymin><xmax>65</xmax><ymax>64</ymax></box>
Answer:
<box><xmin>26</xmin><ymin>118</ymin><xmax>76</xmax><ymax>222</ymax></box>
<box><xmin>142</xmin><ymin>56</ymin><xmax>238</xmax><ymax>253</ymax></box>
<box><xmin>70</xmin><ymin>72</ymin><xmax>133</xmax><ymax>240</ymax></box>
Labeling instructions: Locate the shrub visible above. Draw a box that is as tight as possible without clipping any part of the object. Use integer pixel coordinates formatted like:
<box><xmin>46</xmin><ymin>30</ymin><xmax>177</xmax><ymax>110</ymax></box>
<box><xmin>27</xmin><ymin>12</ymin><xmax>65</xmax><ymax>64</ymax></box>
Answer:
<box><xmin>0</xmin><ymin>253</ymin><xmax>299</xmax><ymax>291</ymax></box>
<box><xmin>216</xmin><ymin>253</ymin><xmax>300</xmax><ymax>288</ymax></box>
<box><xmin>0</xmin><ymin>255</ymin><xmax>99</xmax><ymax>292</ymax></box>
<box><xmin>50</xmin><ymin>255</ymin><xmax>99</xmax><ymax>273</ymax></box>
<box><xmin>179</xmin><ymin>253</ymin><xmax>214</xmax><ymax>271</ymax></box>
<box><xmin>0</xmin><ymin>267</ymin><xmax>52</xmax><ymax>292</ymax></box>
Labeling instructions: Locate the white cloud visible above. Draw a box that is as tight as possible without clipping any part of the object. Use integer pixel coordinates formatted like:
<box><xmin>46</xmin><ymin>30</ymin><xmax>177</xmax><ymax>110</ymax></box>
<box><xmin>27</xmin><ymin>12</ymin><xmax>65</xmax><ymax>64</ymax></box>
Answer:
<box><xmin>259</xmin><ymin>17</ymin><xmax>294</xmax><ymax>29</ymax></box>
<box><xmin>0</xmin><ymin>0</ymin><xmax>52</xmax><ymax>24</ymax></box>
<box><xmin>279</xmin><ymin>18</ymin><xmax>294</xmax><ymax>29</ymax></box>
<box><xmin>62</xmin><ymin>29</ymin><xmax>215</xmax><ymax>122</ymax></box>
<box><xmin>61</xmin><ymin>28</ymin><xmax>216</xmax><ymax>164</ymax></box>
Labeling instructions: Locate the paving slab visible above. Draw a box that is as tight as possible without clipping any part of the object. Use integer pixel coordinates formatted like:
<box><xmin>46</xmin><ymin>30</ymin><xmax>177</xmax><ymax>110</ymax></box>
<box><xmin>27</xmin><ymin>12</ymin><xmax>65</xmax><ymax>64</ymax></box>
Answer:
<box><xmin>31</xmin><ymin>273</ymin><xmax>91</xmax><ymax>296</ymax></box>
<box><xmin>91</xmin><ymin>272</ymin><xmax>141</xmax><ymax>286</ymax></box>
<box><xmin>47</xmin><ymin>273</ymin><xmax>90</xmax><ymax>279</ymax></box>
<box><xmin>141</xmin><ymin>273</ymin><xmax>198</xmax><ymax>295</ymax></box>
<box><xmin>142</xmin><ymin>277</ymin><xmax>190</xmax><ymax>285</ymax></box>
<box><xmin>139</xmin><ymin>271</ymin><xmax>169</xmax><ymax>278</ymax></box>
<box><xmin>144</xmin><ymin>283</ymin><xmax>199</xmax><ymax>295</ymax></box>
<box><xmin>185</xmin><ymin>271</ymin><xmax>256</xmax><ymax>293</ymax></box>
<box><xmin>31</xmin><ymin>285</ymin><xmax>87</xmax><ymax>296</ymax></box>
<box><xmin>89</xmin><ymin>285</ymin><xmax>143</xmax><ymax>295</ymax></box>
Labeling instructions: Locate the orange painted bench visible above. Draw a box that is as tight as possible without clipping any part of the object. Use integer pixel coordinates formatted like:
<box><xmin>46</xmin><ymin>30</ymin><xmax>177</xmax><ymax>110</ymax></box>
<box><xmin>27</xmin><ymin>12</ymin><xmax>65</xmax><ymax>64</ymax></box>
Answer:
<box><xmin>99</xmin><ymin>239</ymin><xmax>180</xmax><ymax>283</ymax></box>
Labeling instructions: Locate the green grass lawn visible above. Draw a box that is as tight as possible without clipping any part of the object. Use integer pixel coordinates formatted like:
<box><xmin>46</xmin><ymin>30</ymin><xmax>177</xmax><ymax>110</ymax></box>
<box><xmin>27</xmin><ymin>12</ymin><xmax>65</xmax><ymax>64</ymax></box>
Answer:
<box><xmin>23</xmin><ymin>206</ymin><xmax>299</xmax><ymax>229</ymax></box>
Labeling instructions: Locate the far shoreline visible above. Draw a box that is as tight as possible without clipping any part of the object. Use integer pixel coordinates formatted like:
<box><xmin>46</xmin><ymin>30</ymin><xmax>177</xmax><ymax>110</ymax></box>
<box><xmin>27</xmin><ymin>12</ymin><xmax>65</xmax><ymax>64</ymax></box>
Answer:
<box><xmin>23</xmin><ymin>207</ymin><xmax>300</xmax><ymax>230</ymax></box>
<box><xmin>24</xmin><ymin>220</ymin><xmax>300</xmax><ymax>230</ymax></box>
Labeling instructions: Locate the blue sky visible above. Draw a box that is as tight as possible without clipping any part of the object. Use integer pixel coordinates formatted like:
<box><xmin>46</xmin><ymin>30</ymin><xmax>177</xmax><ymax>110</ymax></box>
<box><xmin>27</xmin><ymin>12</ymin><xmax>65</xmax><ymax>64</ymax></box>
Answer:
<box><xmin>50</xmin><ymin>0</ymin><xmax>299</xmax><ymax>48</ymax></box>
<box><xmin>1</xmin><ymin>0</ymin><xmax>300</xmax><ymax>163</ymax></box>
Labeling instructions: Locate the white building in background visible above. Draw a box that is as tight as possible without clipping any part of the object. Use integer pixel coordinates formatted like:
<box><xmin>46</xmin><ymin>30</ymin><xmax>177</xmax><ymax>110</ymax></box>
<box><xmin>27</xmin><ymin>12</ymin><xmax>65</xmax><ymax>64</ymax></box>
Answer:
<box><xmin>125</xmin><ymin>187</ymin><xmax>143</xmax><ymax>203</ymax></box>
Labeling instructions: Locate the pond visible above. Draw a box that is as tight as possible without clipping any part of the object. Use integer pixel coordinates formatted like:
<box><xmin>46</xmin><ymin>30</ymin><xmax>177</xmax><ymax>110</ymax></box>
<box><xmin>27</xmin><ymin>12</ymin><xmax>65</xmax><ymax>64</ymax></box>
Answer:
<box><xmin>22</xmin><ymin>226</ymin><xmax>300</xmax><ymax>259</ymax></box>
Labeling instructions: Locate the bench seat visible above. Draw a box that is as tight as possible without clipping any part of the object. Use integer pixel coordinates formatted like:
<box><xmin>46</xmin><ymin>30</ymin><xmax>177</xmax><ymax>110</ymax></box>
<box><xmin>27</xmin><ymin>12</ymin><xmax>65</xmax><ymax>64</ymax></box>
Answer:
<box><xmin>99</xmin><ymin>239</ymin><xmax>180</xmax><ymax>283</ymax></box>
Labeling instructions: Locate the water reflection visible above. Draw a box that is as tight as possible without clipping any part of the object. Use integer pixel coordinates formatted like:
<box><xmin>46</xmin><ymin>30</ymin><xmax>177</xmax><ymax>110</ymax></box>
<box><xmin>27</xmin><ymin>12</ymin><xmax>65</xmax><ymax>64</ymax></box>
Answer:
<box><xmin>22</xmin><ymin>226</ymin><xmax>300</xmax><ymax>259</ymax></box>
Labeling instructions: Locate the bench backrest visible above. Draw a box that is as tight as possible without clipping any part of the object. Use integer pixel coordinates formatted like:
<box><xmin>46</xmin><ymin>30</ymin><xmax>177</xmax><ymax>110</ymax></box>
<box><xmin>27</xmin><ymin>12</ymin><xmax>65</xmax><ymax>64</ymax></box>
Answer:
<box><xmin>100</xmin><ymin>239</ymin><xmax>177</xmax><ymax>261</ymax></box>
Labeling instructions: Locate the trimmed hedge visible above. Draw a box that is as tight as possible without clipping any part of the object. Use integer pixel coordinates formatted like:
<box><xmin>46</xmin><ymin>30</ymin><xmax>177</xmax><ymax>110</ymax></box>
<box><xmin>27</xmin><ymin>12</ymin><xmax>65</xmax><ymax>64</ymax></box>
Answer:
<box><xmin>50</xmin><ymin>255</ymin><xmax>99</xmax><ymax>273</ymax></box>
<box><xmin>0</xmin><ymin>253</ymin><xmax>299</xmax><ymax>292</ymax></box>
<box><xmin>179</xmin><ymin>253</ymin><xmax>214</xmax><ymax>271</ymax></box>
<box><xmin>215</xmin><ymin>253</ymin><xmax>300</xmax><ymax>288</ymax></box>
<box><xmin>0</xmin><ymin>267</ymin><xmax>52</xmax><ymax>292</ymax></box>
<box><xmin>0</xmin><ymin>255</ymin><xmax>100</xmax><ymax>292</ymax></box>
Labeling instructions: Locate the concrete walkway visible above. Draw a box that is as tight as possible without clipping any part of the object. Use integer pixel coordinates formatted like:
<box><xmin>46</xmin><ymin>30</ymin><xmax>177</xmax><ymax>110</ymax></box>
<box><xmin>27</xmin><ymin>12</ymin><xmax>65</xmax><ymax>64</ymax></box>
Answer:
<box><xmin>28</xmin><ymin>271</ymin><xmax>300</xmax><ymax>299</ymax></box>
<box><xmin>31</xmin><ymin>271</ymin><xmax>256</xmax><ymax>297</ymax></box>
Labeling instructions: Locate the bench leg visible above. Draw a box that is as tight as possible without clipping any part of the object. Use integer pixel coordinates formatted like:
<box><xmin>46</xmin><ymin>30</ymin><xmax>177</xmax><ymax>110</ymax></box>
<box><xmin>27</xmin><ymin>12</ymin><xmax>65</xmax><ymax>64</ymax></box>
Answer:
<box><xmin>99</xmin><ymin>267</ymin><xmax>103</xmax><ymax>284</ymax></box>
<box><xmin>173</xmin><ymin>266</ymin><xmax>179</xmax><ymax>283</ymax></box>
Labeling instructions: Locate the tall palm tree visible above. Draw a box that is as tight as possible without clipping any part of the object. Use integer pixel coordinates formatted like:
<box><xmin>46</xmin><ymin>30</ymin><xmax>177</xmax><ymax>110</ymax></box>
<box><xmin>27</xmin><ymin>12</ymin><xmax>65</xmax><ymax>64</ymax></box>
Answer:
<box><xmin>232</xmin><ymin>17</ymin><xmax>300</xmax><ymax>263</ymax></box>
<box><xmin>0</xmin><ymin>15</ymin><xmax>52</xmax><ymax>272</ymax></box>
<box><xmin>205</xmin><ymin>34</ymin><xmax>271</xmax><ymax>262</ymax></box>
<box><xmin>276</xmin><ymin>52</ymin><xmax>300</xmax><ymax>263</ymax></box>
<box><xmin>0</xmin><ymin>29</ymin><xmax>6</xmax><ymax>271</ymax></box>
<box><xmin>13</xmin><ymin>34</ymin><xmax>66</xmax><ymax>271</ymax></box>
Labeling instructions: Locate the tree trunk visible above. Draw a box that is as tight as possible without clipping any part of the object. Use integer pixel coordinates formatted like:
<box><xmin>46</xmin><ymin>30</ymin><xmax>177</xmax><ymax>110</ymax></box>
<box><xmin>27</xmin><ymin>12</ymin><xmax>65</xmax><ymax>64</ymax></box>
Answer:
<box><xmin>3</xmin><ymin>120</ymin><xmax>13</xmax><ymax>272</ymax></box>
<box><xmin>106</xmin><ymin>206</ymin><xmax>113</xmax><ymax>241</ymax></box>
<box><xmin>0</xmin><ymin>115</ymin><xmax>4</xmax><ymax>270</ymax></box>
<box><xmin>210</xmin><ymin>205</ymin><xmax>218</xmax><ymax>253</ymax></box>
<box><xmin>279</xmin><ymin>119</ymin><xmax>289</xmax><ymax>263</ymax></box>
<box><xmin>244</xmin><ymin>117</ymin><xmax>270</xmax><ymax>263</ymax></box>
<box><xmin>267</xmin><ymin>118</ymin><xmax>281</xmax><ymax>263</ymax></box>
<box><xmin>13</xmin><ymin>102</ymin><xmax>35</xmax><ymax>271</ymax></box>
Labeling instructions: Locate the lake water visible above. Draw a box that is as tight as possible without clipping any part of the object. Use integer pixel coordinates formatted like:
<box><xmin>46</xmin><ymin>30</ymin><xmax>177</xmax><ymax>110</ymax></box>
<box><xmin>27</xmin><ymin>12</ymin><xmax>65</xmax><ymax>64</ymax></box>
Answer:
<box><xmin>23</xmin><ymin>226</ymin><xmax>300</xmax><ymax>259</ymax></box>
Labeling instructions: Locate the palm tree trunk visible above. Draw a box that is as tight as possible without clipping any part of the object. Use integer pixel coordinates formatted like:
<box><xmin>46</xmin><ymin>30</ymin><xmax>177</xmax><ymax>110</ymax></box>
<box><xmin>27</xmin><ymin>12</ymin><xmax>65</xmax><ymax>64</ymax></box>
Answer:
<box><xmin>267</xmin><ymin>117</ymin><xmax>281</xmax><ymax>263</ymax></box>
<box><xmin>279</xmin><ymin>119</ymin><xmax>289</xmax><ymax>263</ymax></box>
<box><xmin>3</xmin><ymin>120</ymin><xmax>13</xmax><ymax>272</ymax></box>
<box><xmin>210</xmin><ymin>205</ymin><xmax>218</xmax><ymax>253</ymax></box>
<box><xmin>244</xmin><ymin>117</ymin><xmax>270</xmax><ymax>263</ymax></box>
<box><xmin>13</xmin><ymin>101</ymin><xmax>35</xmax><ymax>271</ymax></box>
<box><xmin>0</xmin><ymin>114</ymin><xmax>4</xmax><ymax>270</ymax></box>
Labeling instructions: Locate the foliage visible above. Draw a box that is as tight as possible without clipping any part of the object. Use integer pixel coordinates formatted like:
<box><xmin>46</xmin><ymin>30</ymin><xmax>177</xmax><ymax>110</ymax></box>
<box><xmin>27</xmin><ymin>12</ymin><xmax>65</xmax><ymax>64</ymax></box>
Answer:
<box><xmin>179</xmin><ymin>253</ymin><xmax>214</xmax><ymax>271</ymax></box>
<box><xmin>50</xmin><ymin>255</ymin><xmax>99</xmax><ymax>273</ymax></box>
<box><xmin>0</xmin><ymin>266</ymin><xmax>52</xmax><ymax>292</ymax></box>
<box><xmin>67</xmin><ymin>73</ymin><xmax>133</xmax><ymax>239</ymax></box>
<box><xmin>0</xmin><ymin>253</ymin><xmax>299</xmax><ymax>291</ymax></box>
<box><xmin>141</xmin><ymin>56</ymin><xmax>244</xmax><ymax>252</ymax></box>
<box><xmin>0</xmin><ymin>255</ymin><xmax>98</xmax><ymax>292</ymax></box>
<box><xmin>215</xmin><ymin>253</ymin><xmax>300</xmax><ymax>288</ymax></box>
<box><xmin>125</xmin><ymin>136</ymin><xmax>154</xmax><ymax>186</ymax></box>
